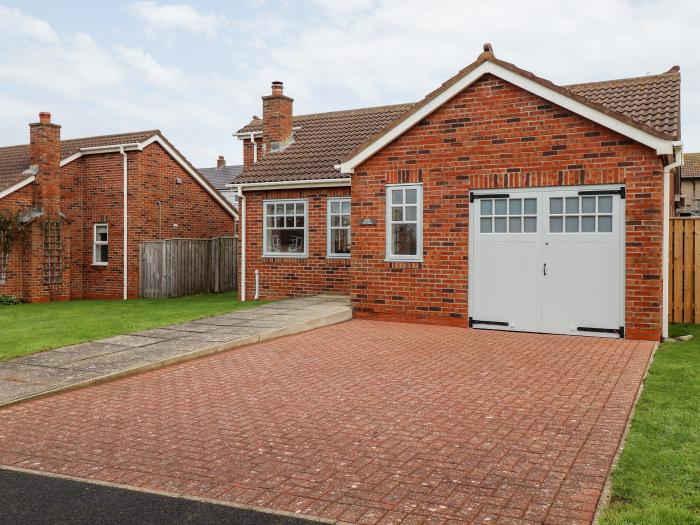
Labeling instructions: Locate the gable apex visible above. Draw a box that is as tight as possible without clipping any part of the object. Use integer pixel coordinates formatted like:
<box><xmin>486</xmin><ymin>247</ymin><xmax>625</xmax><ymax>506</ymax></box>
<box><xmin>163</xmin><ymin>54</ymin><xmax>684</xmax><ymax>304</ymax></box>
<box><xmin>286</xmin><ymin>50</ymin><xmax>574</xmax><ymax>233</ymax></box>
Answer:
<box><xmin>339</xmin><ymin>54</ymin><xmax>679</xmax><ymax>173</ymax></box>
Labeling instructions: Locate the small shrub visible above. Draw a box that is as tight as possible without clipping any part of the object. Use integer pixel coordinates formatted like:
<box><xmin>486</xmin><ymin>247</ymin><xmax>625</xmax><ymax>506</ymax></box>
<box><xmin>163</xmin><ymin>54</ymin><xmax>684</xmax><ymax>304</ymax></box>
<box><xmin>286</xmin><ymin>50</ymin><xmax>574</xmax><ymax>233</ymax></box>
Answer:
<box><xmin>0</xmin><ymin>295</ymin><xmax>21</xmax><ymax>306</ymax></box>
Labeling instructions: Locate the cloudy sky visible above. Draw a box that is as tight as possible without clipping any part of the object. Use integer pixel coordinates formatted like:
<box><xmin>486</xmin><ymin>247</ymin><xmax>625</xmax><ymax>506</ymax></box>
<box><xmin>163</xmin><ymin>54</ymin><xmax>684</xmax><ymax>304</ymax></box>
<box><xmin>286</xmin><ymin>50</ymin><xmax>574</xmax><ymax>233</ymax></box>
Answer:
<box><xmin>0</xmin><ymin>0</ymin><xmax>698</xmax><ymax>167</ymax></box>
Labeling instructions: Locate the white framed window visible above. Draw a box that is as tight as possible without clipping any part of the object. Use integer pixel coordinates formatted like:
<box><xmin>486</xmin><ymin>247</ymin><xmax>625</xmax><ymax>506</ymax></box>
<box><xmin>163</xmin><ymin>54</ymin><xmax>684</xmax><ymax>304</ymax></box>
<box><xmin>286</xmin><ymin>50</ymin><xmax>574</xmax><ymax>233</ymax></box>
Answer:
<box><xmin>93</xmin><ymin>223</ymin><xmax>108</xmax><ymax>265</ymax></box>
<box><xmin>263</xmin><ymin>200</ymin><xmax>307</xmax><ymax>257</ymax></box>
<box><xmin>479</xmin><ymin>197</ymin><xmax>537</xmax><ymax>234</ymax></box>
<box><xmin>549</xmin><ymin>195</ymin><xmax>613</xmax><ymax>233</ymax></box>
<box><xmin>386</xmin><ymin>184</ymin><xmax>423</xmax><ymax>261</ymax></box>
<box><xmin>327</xmin><ymin>198</ymin><xmax>351</xmax><ymax>258</ymax></box>
<box><xmin>221</xmin><ymin>190</ymin><xmax>239</xmax><ymax>208</ymax></box>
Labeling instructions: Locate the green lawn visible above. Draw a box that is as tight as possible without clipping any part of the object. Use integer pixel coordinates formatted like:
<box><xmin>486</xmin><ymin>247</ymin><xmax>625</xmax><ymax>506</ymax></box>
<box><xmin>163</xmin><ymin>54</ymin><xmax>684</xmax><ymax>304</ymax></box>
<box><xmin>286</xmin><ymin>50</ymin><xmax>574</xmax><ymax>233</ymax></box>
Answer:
<box><xmin>0</xmin><ymin>293</ymin><xmax>265</xmax><ymax>360</ymax></box>
<box><xmin>600</xmin><ymin>324</ymin><xmax>700</xmax><ymax>525</ymax></box>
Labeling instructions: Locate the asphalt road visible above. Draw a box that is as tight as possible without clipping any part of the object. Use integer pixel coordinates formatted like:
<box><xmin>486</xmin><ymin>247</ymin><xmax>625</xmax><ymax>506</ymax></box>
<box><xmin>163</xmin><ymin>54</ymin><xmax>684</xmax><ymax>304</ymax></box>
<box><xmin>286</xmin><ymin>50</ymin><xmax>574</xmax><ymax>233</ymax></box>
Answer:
<box><xmin>0</xmin><ymin>468</ymin><xmax>319</xmax><ymax>525</ymax></box>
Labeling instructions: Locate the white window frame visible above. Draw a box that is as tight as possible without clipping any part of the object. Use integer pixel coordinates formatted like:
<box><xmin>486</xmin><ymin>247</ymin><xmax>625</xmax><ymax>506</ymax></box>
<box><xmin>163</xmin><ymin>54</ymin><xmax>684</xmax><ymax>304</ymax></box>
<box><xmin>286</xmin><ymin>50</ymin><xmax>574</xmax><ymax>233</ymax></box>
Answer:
<box><xmin>93</xmin><ymin>223</ymin><xmax>108</xmax><ymax>266</ymax></box>
<box><xmin>262</xmin><ymin>199</ymin><xmax>308</xmax><ymax>258</ymax></box>
<box><xmin>386</xmin><ymin>183</ymin><xmax>423</xmax><ymax>262</ymax></box>
<box><xmin>327</xmin><ymin>197</ymin><xmax>351</xmax><ymax>258</ymax></box>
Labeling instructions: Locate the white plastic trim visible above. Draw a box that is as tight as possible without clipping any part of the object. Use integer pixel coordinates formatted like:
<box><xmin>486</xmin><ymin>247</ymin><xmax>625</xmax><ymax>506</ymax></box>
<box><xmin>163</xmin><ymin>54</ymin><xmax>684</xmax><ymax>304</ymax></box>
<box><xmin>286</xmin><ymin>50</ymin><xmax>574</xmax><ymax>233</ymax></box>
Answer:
<box><xmin>231</xmin><ymin>179</ymin><xmax>351</xmax><ymax>191</ymax></box>
<box><xmin>0</xmin><ymin>176</ymin><xmax>35</xmax><ymax>199</ymax></box>
<box><xmin>339</xmin><ymin>61</ymin><xmax>676</xmax><ymax>172</ymax></box>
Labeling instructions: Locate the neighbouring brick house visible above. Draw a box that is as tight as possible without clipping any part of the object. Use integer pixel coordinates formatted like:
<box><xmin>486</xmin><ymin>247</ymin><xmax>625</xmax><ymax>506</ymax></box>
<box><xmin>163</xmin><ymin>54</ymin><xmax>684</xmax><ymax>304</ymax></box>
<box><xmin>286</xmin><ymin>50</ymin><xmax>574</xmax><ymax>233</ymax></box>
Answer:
<box><xmin>233</xmin><ymin>45</ymin><xmax>682</xmax><ymax>341</ymax></box>
<box><xmin>198</xmin><ymin>155</ymin><xmax>243</xmax><ymax>208</ymax></box>
<box><xmin>0</xmin><ymin>112</ymin><xmax>237</xmax><ymax>302</ymax></box>
<box><xmin>679</xmin><ymin>152</ymin><xmax>700</xmax><ymax>214</ymax></box>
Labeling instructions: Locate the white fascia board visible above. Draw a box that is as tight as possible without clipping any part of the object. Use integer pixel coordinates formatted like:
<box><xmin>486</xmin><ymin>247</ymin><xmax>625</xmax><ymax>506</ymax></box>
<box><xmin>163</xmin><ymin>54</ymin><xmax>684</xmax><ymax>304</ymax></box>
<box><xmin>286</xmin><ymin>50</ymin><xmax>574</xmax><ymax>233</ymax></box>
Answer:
<box><xmin>339</xmin><ymin>61</ymin><xmax>675</xmax><ymax>173</ymax></box>
<box><xmin>59</xmin><ymin>143</ymin><xmax>142</xmax><ymax>167</ymax></box>
<box><xmin>234</xmin><ymin>126</ymin><xmax>301</xmax><ymax>141</ymax></box>
<box><xmin>0</xmin><ymin>176</ymin><xmax>35</xmax><ymax>199</ymax></box>
<box><xmin>140</xmin><ymin>135</ymin><xmax>239</xmax><ymax>219</ymax></box>
<box><xmin>230</xmin><ymin>178</ymin><xmax>351</xmax><ymax>191</ymax></box>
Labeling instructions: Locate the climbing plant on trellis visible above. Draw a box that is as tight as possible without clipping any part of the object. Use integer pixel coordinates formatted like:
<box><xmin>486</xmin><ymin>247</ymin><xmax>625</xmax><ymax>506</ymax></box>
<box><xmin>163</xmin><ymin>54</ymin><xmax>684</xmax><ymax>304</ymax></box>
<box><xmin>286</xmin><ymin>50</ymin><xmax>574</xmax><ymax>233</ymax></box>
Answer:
<box><xmin>42</xmin><ymin>219</ymin><xmax>63</xmax><ymax>298</ymax></box>
<box><xmin>0</xmin><ymin>212</ymin><xmax>25</xmax><ymax>284</ymax></box>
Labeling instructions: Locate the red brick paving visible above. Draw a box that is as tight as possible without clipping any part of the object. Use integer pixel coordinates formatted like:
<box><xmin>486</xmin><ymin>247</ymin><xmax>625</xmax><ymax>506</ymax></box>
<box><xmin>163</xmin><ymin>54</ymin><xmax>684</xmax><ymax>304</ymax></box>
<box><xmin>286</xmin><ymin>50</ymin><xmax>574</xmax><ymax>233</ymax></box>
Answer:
<box><xmin>0</xmin><ymin>321</ymin><xmax>654</xmax><ymax>524</ymax></box>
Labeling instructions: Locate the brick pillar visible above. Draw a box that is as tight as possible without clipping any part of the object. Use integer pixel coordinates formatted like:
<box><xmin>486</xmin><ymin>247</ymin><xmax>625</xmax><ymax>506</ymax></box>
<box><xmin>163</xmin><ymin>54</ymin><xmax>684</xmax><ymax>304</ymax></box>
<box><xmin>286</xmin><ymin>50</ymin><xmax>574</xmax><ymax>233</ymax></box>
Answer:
<box><xmin>26</xmin><ymin>112</ymin><xmax>67</xmax><ymax>302</ymax></box>
<box><xmin>262</xmin><ymin>81</ymin><xmax>293</xmax><ymax>154</ymax></box>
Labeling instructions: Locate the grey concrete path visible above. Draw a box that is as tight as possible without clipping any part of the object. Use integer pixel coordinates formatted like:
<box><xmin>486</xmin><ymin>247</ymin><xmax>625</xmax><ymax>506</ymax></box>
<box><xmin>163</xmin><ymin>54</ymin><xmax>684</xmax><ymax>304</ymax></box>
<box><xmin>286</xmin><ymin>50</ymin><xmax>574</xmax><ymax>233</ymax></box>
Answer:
<box><xmin>0</xmin><ymin>295</ymin><xmax>350</xmax><ymax>407</ymax></box>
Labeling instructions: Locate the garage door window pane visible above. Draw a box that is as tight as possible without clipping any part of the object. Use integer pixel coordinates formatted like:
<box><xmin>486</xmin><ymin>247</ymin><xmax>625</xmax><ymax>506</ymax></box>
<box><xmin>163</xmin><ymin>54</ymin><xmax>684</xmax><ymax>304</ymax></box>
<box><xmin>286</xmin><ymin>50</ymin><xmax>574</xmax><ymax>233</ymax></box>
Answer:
<box><xmin>509</xmin><ymin>199</ymin><xmax>522</xmax><ymax>214</ymax></box>
<box><xmin>550</xmin><ymin>216</ymin><xmax>563</xmax><ymax>233</ymax></box>
<box><xmin>565</xmin><ymin>216</ymin><xmax>579</xmax><ymax>232</ymax></box>
<box><xmin>550</xmin><ymin>198</ymin><xmax>563</xmax><ymax>214</ymax></box>
<box><xmin>524</xmin><ymin>198</ymin><xmax>536</xmax><ymax>215</ymax></box>
<box><xmin>524</xmin><ymin>217</ymin><xmax>537</xmax><ymax>233</ymax></box>
<box><xmin>481</xmin><ymin>200</ymin><xmax>492</xmax><ymax>215</ymax></box>
<box><xmin>495</xmin><ymin>199</ymin><xmax>507</xmax><ymax>215</ymax></box>
<box><xmin>582</xmin><ymin>197</ymin><xmax>596</xmax><ymax>213</ymax></box>
<box><xmin>565</xmin><ymin>197</ymin><xmax>579</xmax><ymax>214</ymax></box>
<box><xmin>598</xmin><ymin>215</ymin><xmax>612</xmax><ymax>232</ymax></box>
<box><xmin>582</xmin><ymin>216</ymin><xmax>596</xmax><ymax>232</ymax></box>
<box><xmin>480</xmin><ymin>217</ymin><xmax>492</xmax><ymax>233</ymax></box>
<box><xmin>509</xmin><ymin>217</ymin><xmax>521</xmax><ymax>233</ymax></box>
<box><xmin>598</xmin><ymin>196</ymin><xmax>612</xmax><ymax>213</ymax></box>
<box><xmin>494</xmin><ymin>217</ymin><xmax>507</xmax><ymax>233</ymax></box>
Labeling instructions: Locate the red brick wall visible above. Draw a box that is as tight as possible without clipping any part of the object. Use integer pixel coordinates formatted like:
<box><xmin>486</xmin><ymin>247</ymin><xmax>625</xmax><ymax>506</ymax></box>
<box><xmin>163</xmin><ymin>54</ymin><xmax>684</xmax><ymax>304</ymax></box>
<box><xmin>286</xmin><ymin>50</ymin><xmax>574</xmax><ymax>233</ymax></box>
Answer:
<box><xmin>241</xmin><ymin>187</ymin><xmax>350</xmax><ymax>300</ymax></box>
<box><xmin>62</xmin><ymin>141</ymin><xmax>236</xmax><ymax>299</ymax></box>
<box><xmin>0</xmin><ymin>140</ymin><xmax>236</xmax><ymax>301</ymax></box>
<box><xmin>351</xmin><ymin>75</ymin><xmax>665</xmax><ymax>341</ymax></box>
<box><xmin>0</xmin><ymin>185</ymin><xmax>33</xmax><ymax>299</ymax></box>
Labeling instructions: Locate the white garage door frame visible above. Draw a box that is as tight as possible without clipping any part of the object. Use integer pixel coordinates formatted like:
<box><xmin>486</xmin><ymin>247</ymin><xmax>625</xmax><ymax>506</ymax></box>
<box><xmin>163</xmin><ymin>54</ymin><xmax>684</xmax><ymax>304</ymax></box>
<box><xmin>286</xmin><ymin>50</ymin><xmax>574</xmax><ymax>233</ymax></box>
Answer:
<box><xmin>467</xmin><ymin>184</ymin><xmax>626</xmax><ymax>338</ymax></box>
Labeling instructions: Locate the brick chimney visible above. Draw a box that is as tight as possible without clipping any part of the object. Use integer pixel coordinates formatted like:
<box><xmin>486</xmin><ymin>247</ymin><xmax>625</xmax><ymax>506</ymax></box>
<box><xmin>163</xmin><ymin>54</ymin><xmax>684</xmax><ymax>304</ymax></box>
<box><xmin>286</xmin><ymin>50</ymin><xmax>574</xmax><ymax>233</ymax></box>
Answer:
<box><xmin>217</xmin><ymin>155</ymin><xmax>226</xmax><ymax>169</ymax></box>
<box><xmin>29</xmin><ymin>111</ymin><xmax>61</xmax><ymax>213</ymax></box>
<box><xmin>262</xmin><ymin>81</ymin><xmax>293</xmax><ymax>154</ymax></box>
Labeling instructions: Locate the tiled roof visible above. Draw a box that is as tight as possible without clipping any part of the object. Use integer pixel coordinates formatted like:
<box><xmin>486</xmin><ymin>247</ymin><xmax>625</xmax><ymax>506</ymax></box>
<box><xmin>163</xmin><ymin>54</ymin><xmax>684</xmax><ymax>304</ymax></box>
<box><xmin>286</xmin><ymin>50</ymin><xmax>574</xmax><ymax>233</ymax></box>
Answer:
<box><xmin>233</xmin><ymin>104</ymin><xmax>413</xmax><ymax>183</ymax></box>
<box><xmin>236</xmin><ymin>53</ymin><xmax>681</xmax><ymax>185</ymax></box>
<box><xmin>566</xmin><ymin>70</ymin><xmax>680</xmax><ymax>139</ymax></box>
<box><xmin>682</xmin><ymin>153</ymin><xmax>700</xmax><ymax>179</ymax></box>
<box><xmin>198</xmin><ymin>165</ymin><xmax>243</xmax><ymax>190</ymax></box>
<box><xmin>0</xmin><ymin>130</ymin><xmax>158</xmax><ymax>194</ymax></box>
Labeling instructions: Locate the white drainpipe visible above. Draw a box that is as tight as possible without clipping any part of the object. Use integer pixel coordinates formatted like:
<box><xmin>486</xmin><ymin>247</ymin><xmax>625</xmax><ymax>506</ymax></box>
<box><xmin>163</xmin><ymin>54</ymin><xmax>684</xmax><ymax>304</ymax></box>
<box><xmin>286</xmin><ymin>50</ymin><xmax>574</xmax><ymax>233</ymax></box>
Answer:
<box><xmin>662</xmin><ymin>143</ymin><xmax>683</xmax><ymax>339</ymax></box>
<box><xmin>120</xmin><ymin>145</ymin><xmax>128</xmax><ymax>301</ymax></box>
<box><xmin>238</xmin><ymin>185</ymin><xmax>246</xmax><ymax>301</ymax></box>
<box><xmin>255</xmin><ymin>269</ymin><xmax>260</xmax><ymax>300</ymax></box>
<box><xmin>250</xmin><ymin>132</ymin><xmax>257</xmax><ymax>164</ymax></box>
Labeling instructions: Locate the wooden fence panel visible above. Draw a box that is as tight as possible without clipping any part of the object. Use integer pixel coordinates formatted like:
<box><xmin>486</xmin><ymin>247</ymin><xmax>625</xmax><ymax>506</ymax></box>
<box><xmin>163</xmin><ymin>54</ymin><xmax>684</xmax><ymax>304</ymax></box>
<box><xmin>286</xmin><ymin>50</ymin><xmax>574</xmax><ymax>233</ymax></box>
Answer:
<box><xmin>139</xmin><ymin>237</ymin><xmax>237</xmax><ymax>298</ymax></box>
<box><xmin>669</xmin><ymin>218</ymin><xmax>700</xmax><ymax>323</ymax></box>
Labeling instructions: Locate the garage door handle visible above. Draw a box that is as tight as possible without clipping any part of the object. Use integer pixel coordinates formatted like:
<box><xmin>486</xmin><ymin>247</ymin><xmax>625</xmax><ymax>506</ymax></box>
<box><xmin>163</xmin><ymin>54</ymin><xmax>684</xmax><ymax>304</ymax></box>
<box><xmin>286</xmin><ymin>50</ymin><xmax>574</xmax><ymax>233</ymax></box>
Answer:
<box><xmin>543</xmin><ymin>263</ymin><xmax>547</xmax><ymax>276</ymax></box>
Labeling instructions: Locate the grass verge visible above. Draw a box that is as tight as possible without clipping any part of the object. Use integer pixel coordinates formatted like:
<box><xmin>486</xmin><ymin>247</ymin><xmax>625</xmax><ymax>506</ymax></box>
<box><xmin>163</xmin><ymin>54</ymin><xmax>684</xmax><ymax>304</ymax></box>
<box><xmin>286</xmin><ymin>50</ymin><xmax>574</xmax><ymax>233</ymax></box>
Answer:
<box><xmin>0</xmin><ymin>292</ymin><xmax>265</xmax><ymax>360</ymax></box>
<box><xmin>600</xmin><ymin>324</ymin><xmax>700</xmax><ymax>525</ymax></box>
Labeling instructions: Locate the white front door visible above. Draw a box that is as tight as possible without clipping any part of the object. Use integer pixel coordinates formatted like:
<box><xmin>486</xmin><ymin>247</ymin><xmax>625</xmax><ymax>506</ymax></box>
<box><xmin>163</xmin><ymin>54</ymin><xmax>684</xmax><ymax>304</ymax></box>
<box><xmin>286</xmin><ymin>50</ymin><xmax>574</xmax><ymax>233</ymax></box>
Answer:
<box><xmin>469</xmin><ymin>185</ymin><xmax>625</xmax><ymax>338</ymax></box>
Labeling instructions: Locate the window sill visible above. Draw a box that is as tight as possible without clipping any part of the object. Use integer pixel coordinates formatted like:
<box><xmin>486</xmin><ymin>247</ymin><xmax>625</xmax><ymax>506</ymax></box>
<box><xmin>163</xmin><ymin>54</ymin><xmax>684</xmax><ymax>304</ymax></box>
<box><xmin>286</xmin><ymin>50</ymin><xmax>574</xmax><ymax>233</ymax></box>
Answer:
<box><xmin>91</xmin><ymin>263</ymin><xmax>108</xmax><ymax>267</ymax></box>
<box><xmin>262</xmin><ymin>254</ymin><xmax>307</xmax><ymax>259</ymax></box>
<box><xmin>327</xmin><ymin>254</ymin><xmax>351</xmax><ymax>259</ymax></box>
<box><xmin>385</xmin><ymin>258</ymin><xmax>423</xmax><ymax>263</ymax></box>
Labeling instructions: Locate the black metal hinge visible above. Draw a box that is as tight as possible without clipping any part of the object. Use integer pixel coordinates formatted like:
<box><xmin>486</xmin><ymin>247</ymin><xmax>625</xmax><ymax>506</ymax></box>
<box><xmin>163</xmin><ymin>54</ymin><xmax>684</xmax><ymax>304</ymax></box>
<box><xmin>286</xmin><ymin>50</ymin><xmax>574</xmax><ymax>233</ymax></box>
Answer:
<box><xmin>469</xmin><ymin>317</ymin><xmax>509</xmax><ymax>328</ymax></box>
<box><xmin>577</xmin><ymin>326</ymin><xmax>625</xmax><ymax>338</ymax></box>
<box><xmin>578</xmin><ymin>187</ymin><xmax>625</xmax><ymax>199</ymax></box>
<box><xmin>469</xmin><ymin>193</ymin><xmax>510</xmax><ymax>203</ymax></box>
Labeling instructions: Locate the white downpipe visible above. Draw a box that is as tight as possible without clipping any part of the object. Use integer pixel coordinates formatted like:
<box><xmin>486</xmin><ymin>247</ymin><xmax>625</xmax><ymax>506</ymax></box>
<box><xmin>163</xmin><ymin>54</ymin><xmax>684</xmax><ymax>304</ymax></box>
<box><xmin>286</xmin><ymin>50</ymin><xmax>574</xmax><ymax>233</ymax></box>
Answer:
<box><xmin>238</xmin><ymin>185</ymin><xmax>246</xmax><ymax>302</ymax></box>
<box><xmin>250</xmin><ymin>132</ymin><xmax>257</xmax><ymax>164</ymax></box>
<box><xmin>662</xmin><ymin>144</ymin><xmax>683</xmax><ymax>339</ymax></box>
<box><xmin>120</xmin><ymin>146</ymin><xmax>128</xmax><ymax>301</ymax></box>
<box><xmin>255</xmin><ymin>269</ymin><xmax>260</xmax><ymax>300</ymax></box>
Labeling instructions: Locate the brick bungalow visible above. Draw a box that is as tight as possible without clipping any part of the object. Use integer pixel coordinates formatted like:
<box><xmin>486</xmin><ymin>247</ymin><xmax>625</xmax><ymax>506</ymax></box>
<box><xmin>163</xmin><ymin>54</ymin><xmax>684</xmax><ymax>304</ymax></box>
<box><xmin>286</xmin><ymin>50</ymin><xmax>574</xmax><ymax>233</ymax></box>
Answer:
<box><xmin>0</xmin><ymin>112</ymin><xmax>237</xmax><ymax>302</ymax></box>
<box><xmin>233</xmin><ymin>45</ymin><xmax>682</xmax><ymax>341</ymax></box>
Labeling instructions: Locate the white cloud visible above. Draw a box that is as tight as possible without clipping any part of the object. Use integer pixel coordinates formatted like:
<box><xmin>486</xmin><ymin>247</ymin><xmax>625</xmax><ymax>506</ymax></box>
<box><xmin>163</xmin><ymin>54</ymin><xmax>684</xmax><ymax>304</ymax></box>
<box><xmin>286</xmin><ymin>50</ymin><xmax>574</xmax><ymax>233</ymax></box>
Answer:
<box><xmin>127</xmin><ymin>2</ymin><xmax>226</xmax><ymax>38</ymax></box>
<box><xmin>116</xmin><ymin>46</ymin><xmax>188</xmax><ymax>88</ymax></box>
<box><xmin>0</xmin><ymin>5</ymin><xmax>58</xmax><ymax>44</ymax></box>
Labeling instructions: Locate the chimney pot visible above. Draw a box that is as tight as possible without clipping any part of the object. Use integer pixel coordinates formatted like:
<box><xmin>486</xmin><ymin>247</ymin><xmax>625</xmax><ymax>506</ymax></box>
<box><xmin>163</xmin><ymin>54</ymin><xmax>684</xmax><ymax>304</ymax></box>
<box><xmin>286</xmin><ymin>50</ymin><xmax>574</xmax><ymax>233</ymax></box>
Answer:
<box><xmin>39</xmin><ymin>111</ymin><xmax>51</xmax><ymax>124</ymax></box>
<box><xmin>217</xmin><ymin>155</ymin><xmax>226</xmax><ymax>169</ymax></box>
<box><xmin>271</xmin><ymin>81</ymin><xmax>284</xmax><ymax>96</ymax></box>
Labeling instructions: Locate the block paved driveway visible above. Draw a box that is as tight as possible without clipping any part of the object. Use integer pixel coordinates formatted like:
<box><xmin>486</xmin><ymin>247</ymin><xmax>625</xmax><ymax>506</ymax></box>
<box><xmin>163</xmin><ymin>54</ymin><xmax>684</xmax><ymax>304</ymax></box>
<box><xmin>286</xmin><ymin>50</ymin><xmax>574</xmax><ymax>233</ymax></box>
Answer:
<box><xmin>0</xmin><ymin>321</ymin><xmax>654</xmax><ymax>524</ymax></box>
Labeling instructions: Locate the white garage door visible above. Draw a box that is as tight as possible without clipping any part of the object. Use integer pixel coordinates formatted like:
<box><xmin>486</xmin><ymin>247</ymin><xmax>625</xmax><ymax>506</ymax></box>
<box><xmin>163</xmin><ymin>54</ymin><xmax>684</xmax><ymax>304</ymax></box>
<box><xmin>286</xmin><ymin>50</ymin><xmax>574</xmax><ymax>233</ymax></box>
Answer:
<box><xmin>468</xmin><ymin>185</ymin><xmax>625</xmax><ymax>338</ymax></box>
